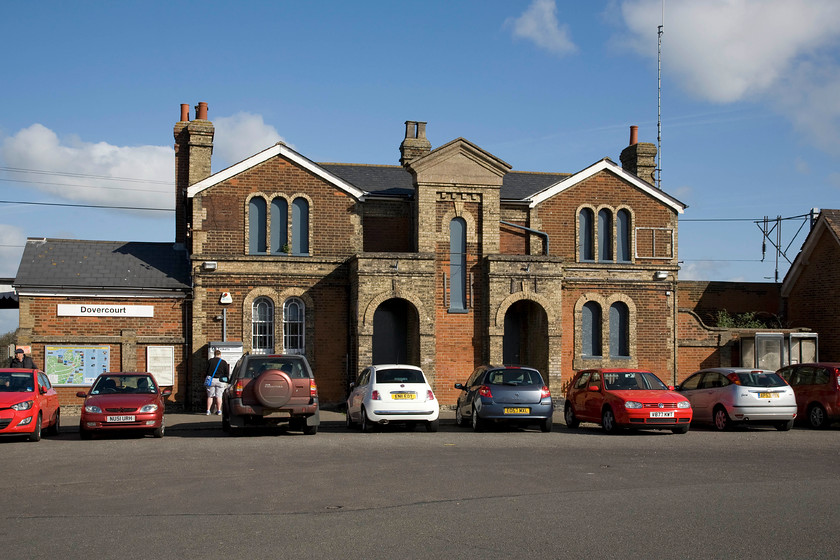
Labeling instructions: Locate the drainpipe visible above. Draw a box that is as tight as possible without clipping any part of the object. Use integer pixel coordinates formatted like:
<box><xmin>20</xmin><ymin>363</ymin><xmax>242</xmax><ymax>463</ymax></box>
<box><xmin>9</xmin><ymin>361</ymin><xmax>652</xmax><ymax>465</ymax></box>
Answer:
<box><xmin>500</xmin><ymin>221</ymin><xmax>550</xmax><ymax>255</ymax></box>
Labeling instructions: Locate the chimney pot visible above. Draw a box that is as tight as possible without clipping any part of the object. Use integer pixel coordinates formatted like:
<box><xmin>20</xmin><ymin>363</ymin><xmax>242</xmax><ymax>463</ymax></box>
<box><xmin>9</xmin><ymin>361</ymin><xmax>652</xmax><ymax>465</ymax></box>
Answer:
<box><xmin>629</xmin><ymin>125</ymin><xmax>638</xmax><ymax>146</ymax></box>
<box><xmin>180</xmin><ymin>104</ymin><xmax>190</xmax><ymax>122</ymax></box>
<box><xmin>195</xmin><ymin>102</ymin><xmax>208</xmax><ymax>120</ymax></box>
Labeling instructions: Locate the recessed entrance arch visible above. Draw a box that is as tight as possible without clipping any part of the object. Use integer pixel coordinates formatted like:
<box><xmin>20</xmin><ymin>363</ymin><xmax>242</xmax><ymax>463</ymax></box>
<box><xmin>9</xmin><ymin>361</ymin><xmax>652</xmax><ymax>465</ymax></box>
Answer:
<box><xmin>372</xmin><ymin>298</ymin><xmax>420</xmax><ymax>366</ymax></box>
<box><xmin>503</xmin><ymin>299</ymin><xmax>549</xmax><ymax>374</ymax></box>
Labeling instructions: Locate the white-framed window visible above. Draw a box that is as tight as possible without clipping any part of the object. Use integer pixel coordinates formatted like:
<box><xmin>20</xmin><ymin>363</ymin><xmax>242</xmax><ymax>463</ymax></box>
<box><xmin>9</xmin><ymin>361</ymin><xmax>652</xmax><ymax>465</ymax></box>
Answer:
<box><xmin>283</xmin><ymin>297</ymin><xmax>305</xmax><ymax>354</ymax></box>
<box><xmin>252</xmin><ymin>297</ymin><xmax>274</xmax><ymax>354</ymax></box>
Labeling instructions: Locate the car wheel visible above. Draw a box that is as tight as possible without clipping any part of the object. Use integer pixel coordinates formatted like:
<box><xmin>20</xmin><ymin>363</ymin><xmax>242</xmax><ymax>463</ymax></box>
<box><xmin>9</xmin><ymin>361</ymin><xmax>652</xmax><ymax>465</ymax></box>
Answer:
<box><xmin>713</xmin><ymin>406</ymin><xmax>730</xmax><ymax>431</ymax></box>
<box><xmin>775</xmin><ymin>419</ymin><xmax>794</xmax><ymax>431</ymax></box>
<box><xmin>222</xmin><ymin>411</ymin><xmax>231</xmax><ymax>433</ymax></box>
<box><xmin>361</xmin><ymin>406</ymin><xmax>374</xmax><ymax>433</ymax></box>
<box><xmin>471</xmin><ymin>405</ymin><xmax>483</xmax><ymax>432</ymax></box>
<box><xmin>79</xmin><ymin>423</ymin><xmax>93</xmax><ymax>440</ymax></box>
<box><xmin>671</xmin><ymin>425</ymin><xmax>689</xmax><ymax>434</ymax></box>
<box><xmin>302</xmin><ymin>422</ymin><xmax>318</xmax><ymax>435</ymax></box>
<box><xmin>601</xmin><ymin>407</ymin><xmax>620</xmax><ymax>434</ymax></box>
<box><xmin>153</xmin><ymin>418</ymin><xmax>165</xmax><ymax>438</ymax></box>
<box><xmin>564</xmin><ymin>404</ymin><xmax>580</xmax><ymax>429</ymax></box>
<box><xmin>426</xmin><ymin>419</ymin><xmax>439</xmax><ymax>433</ymax></box>
<box><xmin>455</xmin><ymin>405</ymin><xmax>467</xmax><ymax>427</ymax></box>
<box><xmin>539</xmin><ymin>416</ymin><xmax>553</xmax><ymax>433</ymax></box>
<box><xmin>28</xmin><ymin>413</ymin><xmax>42</xmax><ymax>442</ymax></box>
<box><xmin>807</xmin><ymin>403</ymin><xmax>828</xmax><ymax>429</ymax></box>
<box><xmin>48</xmin><ymin>409</ymin><xmax>61</xmax><ymax>436</ymax></box>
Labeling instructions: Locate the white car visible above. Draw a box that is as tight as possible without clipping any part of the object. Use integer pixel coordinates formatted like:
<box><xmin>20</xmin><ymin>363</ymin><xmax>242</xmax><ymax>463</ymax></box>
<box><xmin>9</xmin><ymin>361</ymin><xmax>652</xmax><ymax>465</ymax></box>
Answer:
<box><xmin>676</xmin><ymin>368</ymin><xmax>797</xmax><ymax>431</ymax></box>
<box><xmin>346</xmin><ymin>364</ymin><xmax>440</xmax><ymax>432</ymax></box>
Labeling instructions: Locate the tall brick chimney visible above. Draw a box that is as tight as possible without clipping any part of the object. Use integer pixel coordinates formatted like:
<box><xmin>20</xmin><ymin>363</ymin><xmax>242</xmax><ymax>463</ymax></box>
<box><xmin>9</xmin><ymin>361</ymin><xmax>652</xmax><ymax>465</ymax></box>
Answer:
<box><xmin>173</xmin><ymin>102</ymin><xmax>214</xmax><ymax>247</ymax></box>
<box><xmin>620</xmin><ymin>125</ymin><xmax>657</xmax><ymax>187</ymax></box>
<box><xmin>399</xmin><ymin>121</ymin><xmax>431</xmax><ymax>166</ymax></box>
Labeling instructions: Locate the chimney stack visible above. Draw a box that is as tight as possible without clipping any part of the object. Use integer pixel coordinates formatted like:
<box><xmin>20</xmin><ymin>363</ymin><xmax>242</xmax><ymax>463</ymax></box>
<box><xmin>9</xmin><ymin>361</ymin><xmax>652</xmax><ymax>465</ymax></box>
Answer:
<box><xmin>620</xmin><ymin>125</ymin><xmax>657</xmax><ymax>187</ymax></box>
<box><xmin>173</xmin><ymin>101</ymin><xmax>215</xmax><ymax>247</ymax></box>
<box><xmin>399</xmin><ymin>120</ymin><xmax>431</xmax><ymax>166</ymax></box>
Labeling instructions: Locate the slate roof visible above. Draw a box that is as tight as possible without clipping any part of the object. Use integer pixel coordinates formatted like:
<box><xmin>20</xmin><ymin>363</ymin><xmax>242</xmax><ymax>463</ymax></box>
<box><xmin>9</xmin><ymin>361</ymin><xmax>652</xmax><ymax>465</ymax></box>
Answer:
<box><xmin>319</xmin><ymin>163</ymin><xmax>570</xmax><ymax>200</ymax></box>
<box><xmin>14</xmin><ymin>239</ymin><xmax>190</xmax><ymax>292</ymax></box>
<box><xmin>781</xmin><ymin>209</ymin><xmax>840</xmax><ymax>296</ymax></box>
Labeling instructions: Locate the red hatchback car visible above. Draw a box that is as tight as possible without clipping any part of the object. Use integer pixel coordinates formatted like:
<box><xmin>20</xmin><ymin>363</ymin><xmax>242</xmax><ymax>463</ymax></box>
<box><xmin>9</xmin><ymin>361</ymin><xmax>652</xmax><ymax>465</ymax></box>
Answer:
<box><xmin>564</xmin><ymin>369</ymin><xmax>693</xmax><ymax>434</ymax></box>
<box><xmin>77</xmin><ymin>372</ymin><xmax>171</xmax><ymax>439</ymax></box>
<box><xmin>0</xmin><ymin>368</ymin><xmax>61</xmax><ymax>441</ymax></box>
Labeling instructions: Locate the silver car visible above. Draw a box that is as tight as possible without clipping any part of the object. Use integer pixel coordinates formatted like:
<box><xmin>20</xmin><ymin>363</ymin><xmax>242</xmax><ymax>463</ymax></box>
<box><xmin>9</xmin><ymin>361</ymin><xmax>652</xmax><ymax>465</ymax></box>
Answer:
<box><xmin>676</xmin><ymin>368</ymin><xmax>797</xmax><ymax>431</ymax></box>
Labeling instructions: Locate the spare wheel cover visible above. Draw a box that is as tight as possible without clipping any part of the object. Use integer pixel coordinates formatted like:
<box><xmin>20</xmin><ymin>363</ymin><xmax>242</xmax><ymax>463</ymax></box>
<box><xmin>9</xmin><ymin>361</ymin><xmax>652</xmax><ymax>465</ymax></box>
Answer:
<box><xmin>254</xmin><ymin>370</ymin><xmax>294</xmax><ymax>407</ymax></box>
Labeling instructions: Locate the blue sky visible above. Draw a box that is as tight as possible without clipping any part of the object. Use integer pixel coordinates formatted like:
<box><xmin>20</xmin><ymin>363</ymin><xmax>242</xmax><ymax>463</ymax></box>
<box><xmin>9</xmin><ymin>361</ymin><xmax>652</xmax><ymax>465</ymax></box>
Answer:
<box><xmin>2</xmin><ymin>0</ymin><xmax>840</xmax><ymax>334</ymax></box>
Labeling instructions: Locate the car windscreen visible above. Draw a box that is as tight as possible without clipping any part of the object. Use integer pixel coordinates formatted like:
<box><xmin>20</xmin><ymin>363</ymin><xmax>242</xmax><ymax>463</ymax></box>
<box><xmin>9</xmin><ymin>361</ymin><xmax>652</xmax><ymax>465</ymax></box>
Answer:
<box><xmin>604</xmin><ymin>371</ymin><xmax>668</xmax><ymax>390</ymax></box>
<box><xmin>486</xmin><ymin>368</ymin><xmax>543</xmax><ymax>386</ymax></box>
<box><xmin>375</xmin><ymin>369</ymin><xmax>426</xmax><ymax>384</ymax></box>
<box><xmin>92</xmin><ymin>375</ymin><xmax>156</xmax><ymax>394</ymax></box>
<box><xmin>732</xmin><ymin>372</ymin><xmax>787</xmax><ymax>387</ymax></box>
<box><xmin>0</xmin><ymin>372</ymin><xmax>34</xmax><ymax>392</ymax></box>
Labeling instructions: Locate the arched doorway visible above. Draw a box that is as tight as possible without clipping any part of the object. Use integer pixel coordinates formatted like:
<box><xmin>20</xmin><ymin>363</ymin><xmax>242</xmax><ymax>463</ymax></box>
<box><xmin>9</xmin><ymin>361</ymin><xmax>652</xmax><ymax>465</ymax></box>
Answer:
<box><xmin>372</xmin><ymin>298</ymin><xmax>420</xmax><ymax>365</ymax></box>
<box><xmin>503</xmin><ymin>299</ymin><xmax>549</xmax><ymax>374</ymax></box>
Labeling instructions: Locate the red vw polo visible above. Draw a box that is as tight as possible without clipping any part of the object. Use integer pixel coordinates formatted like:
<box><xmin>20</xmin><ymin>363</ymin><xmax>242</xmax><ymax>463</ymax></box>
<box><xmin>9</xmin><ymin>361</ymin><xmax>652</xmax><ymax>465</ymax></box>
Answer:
<box><xmin>564</xmin><ymin>369</ymin><xmax>692</xmax><ymax>434</ymax></box>
<box><xmin>0</xmin><ymin>368</ymin><xmax>61</xmax><ymax>441</ymax></box>
<box><xmin>77</xmin><ymin>372</ymin><xmax>171</xmax><ymax>439</ymax></box>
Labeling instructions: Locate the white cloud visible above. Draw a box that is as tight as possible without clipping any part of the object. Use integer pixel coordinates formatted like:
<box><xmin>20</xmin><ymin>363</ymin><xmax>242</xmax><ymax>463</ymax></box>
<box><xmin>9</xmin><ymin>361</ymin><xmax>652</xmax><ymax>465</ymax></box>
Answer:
<box><xmin>506</xmin><ymin>0</ymin><xmax>578</xmax><ymax>56</ymax></box>
<box><xmin>618</xmin><ymin>0</ymin><xmax>840</xmax><ymax>154</ymax></box>
<box><xmin>0</xmin><ymin>124</ymin><xmax>173</xmax><ymax>210</ymax></box>
<box><xmin>0</xmin><ymin>224</ymin><xmax>25</xmax><ymax>278</ymax></box>
<box><xmin>213</xmin><ymin>112</ymin><xmax>286</xmax><ymax>170</ymax></box>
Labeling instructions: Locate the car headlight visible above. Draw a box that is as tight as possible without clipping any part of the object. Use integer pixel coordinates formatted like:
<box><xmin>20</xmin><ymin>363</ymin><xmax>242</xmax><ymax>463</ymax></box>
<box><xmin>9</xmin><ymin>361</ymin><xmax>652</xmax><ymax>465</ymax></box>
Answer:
<box><xmin>139</xmin><ymin>404</ymin><xmax>159</xmax><ymax>413</ymax></box>
<box><xmin>85</xmin><ymin>405</ymin><xmax>102</xmax><ymax>413</ymax></box>
<box><xmin>624</xmin><ymin>401</ymin><xmax>643</xmax><ymax>409</ymax></box>
<box><xmin>677</xmin><ymin>401</ymin><xmax>691</xmax><ymax>409</ymax></box>
<box><xmin>11</xmin><ymin>400</ymin><xmax>33</xmax><ymax>411</ymax></box>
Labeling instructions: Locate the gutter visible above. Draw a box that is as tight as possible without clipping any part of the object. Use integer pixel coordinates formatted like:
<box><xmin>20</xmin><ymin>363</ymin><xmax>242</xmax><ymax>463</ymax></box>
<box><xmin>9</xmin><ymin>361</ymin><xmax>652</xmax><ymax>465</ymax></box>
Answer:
<box><xmin>500</xmin><ymin>221</ymin><xmax>550</xmax><ymax>256</ymax></box>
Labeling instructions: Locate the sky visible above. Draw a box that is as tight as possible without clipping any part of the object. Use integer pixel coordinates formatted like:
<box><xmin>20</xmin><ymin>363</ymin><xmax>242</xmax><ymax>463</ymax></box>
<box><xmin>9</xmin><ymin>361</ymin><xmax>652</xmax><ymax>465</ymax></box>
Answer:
<box><xmin>2</xmin><ymin>0</ymin><xmax>839</xmax><ymax>335</ymax></box>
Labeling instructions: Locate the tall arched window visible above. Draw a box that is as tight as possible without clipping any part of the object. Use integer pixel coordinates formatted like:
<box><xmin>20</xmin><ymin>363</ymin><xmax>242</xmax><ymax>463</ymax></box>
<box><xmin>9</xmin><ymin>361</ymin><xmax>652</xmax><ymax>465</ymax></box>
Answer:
<box><xmin>249</xmin><ymin>197</ymin><xmax>267</xmax><ymax>254</ymax></box>
<box><xmin>271</xmin><ymin>197</ymin><xmax>288</xmax><ymax>254</ymax></box>
<box><xmin>579</xmin><ymin>208</ymin><xmax>594</xmax><ymax>261</ymax></box>
<box><xmin>449</xmin><ymin>217</ymin><xmax>467</xmax><ymax>312</ymax></box>
<box><xmin>609</xmin><ymin>302</ymin><xmax>630</xmax><ymax>357</ymax></box>
<box><xmin>283</xmin><ymin>297</ymin><xmax>305</xmax><ymax>355</ymax></box>
<box><xmin>291</xmin><ymin>198</ymin><xmax>310</xmax><ymax>255</ymax></box>
<box><xmin>251</xmin><ymin>297</ymin><xmax>274</xmax><ymax>354</ymax></box>
<box><xmin>617</xmin><ymin>209</ymin><xmax>631</xmax><ymax>262</ymax></box>
<box><xmin>582</xmin><ymin>301</ymin><xmax>602</xmax><ymax>357</ymax></box>
<box><xmin>598</xmin><ymin>209</ymin><xmax>613</xmax><ymax>261</ymax></box>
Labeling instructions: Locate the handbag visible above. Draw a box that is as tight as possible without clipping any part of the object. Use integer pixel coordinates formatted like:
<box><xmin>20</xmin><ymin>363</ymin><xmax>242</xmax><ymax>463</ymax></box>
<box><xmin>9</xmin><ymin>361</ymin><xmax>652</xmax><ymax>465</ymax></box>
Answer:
<box><xmin>205</xmin><ymin>357</ymin><xmax>222</xmax><ymax>387</ymax></box>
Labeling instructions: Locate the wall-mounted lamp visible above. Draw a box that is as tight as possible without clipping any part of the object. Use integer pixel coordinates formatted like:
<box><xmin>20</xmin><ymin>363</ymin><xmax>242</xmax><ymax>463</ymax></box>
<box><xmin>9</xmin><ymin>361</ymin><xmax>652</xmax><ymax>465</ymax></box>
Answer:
<box><xmin>202</xmin><ymin>261</ymin><xmax>217</xmax><ymax>271</ymax></box>
<box><xmin>213</xmin><ymin>315</ymin><xmax>223</xmax><ymax>321</ymax></box>
<box><xmin>391</xmin><ymin>260</ymin><xmax>399</xmax><ymax>271</ymax></box>
<box><xmin>654</xmin><ymin>271</ymin><xmax>668</xmax><ymax>280</ymax></box>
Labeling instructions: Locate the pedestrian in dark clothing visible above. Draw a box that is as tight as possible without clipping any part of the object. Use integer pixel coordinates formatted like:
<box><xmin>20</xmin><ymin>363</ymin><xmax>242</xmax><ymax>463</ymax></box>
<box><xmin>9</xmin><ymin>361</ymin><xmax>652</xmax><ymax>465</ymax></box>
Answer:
<box><xmin>9</xmin><ymin>348</ymin><xmax>36</xmax><ymax>369</ymax></box>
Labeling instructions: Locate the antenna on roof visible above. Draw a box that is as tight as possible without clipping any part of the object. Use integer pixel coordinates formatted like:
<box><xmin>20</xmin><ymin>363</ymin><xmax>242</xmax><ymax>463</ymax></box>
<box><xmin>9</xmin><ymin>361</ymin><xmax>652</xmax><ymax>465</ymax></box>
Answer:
<box><xmin>656</xmin><ymin>0</ymin><xmax>664</xmax><ymax>190</ymax></box>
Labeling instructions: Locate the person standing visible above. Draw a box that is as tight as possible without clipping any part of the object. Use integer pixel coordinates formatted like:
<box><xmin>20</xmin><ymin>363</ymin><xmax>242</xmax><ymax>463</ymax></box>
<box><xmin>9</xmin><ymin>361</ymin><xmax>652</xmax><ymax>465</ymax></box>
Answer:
<box><xmin>8</xmin><ymin>348</ymin><xmax>36</xmax><ymax>369</ymax></box>
<box><xmin>205</xmin><ymin>349</ymin><xmax>229</xmax><ymax>415</ymax></box>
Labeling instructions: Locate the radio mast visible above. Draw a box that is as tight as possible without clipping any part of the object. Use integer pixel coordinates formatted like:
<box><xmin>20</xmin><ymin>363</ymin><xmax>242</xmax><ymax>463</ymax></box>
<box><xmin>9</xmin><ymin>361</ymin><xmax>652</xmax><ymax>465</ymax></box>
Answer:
<box><xmin>657</xmin><ymin>1</ymin><xmax>664</xmax><ymax>189</ymax></box>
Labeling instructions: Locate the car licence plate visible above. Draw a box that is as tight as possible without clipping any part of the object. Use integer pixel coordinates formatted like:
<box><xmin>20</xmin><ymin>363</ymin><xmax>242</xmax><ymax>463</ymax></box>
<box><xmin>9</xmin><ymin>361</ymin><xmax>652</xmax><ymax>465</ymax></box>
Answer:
<box><xmin>649</xmin><ymin>411</ymin><xmax>674</xmax><ymax>418</ymax></box>
<box><xmin>391</xmin><ymin>393</ymin><xmax>416</xmax><ymax>400</ymax></box>
<box><xmin>504</xmin><ymin>407</ymin><xmax>530</xmax><ymax>414</ymax></box>
<box><xmin>758</xmin><ymin>393</ymin><xmax>778</xmax><ymax>398</ymax></box>
<box><xmin>106</xmin><ymin>415</ymin><xmax>135</xmax><ymax>423</ymax></box>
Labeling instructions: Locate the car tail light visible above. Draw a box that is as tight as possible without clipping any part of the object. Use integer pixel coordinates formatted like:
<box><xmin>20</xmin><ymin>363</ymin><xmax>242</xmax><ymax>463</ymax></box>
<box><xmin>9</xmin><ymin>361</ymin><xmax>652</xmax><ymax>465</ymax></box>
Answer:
<box><xmin>233</xmin><ymin>380</ymin><xmax>244</xmax><ymax>397</ymax></box>
<box><xmin>426</xmin><ymin>390</ymin><xmax>435</xmax><ymax>401</ymax></box>
<box><xmin>310</xmin><ymin>380</ymin><xmax>318</xmax><ymax>397</ymax></box>
<box><xmin>478</xmin><ymin>385</ymin><xmax>493</xmax><ymax>398</ymax></box>
<box><xmin>832</xmin><ymin>367</ymin><xmax>840</xmax><ymax>388</ymax></box>
<box><xmin>540</xmin><ymin>385</ymin><xmax>551</xmax><ymax>399</ymax></box>
<box><xmin>726</xmin><ymin>373</ymin><xmax>742</xmax><ymax>386</ymax></box>
<box><xmin>371</xmin><ymin>390</ymin><xmax>381</xmax><ymax>400</ymax></box>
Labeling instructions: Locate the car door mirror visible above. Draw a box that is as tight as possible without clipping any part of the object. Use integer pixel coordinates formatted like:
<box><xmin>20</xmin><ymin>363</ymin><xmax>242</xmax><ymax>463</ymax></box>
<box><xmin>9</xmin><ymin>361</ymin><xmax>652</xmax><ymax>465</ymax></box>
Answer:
<box><xmin>76</xmin><ymin>391</ymin><xmax>87</xmax><ymax>398</ymax></box>
<box><xmin>668</xmin><ymin>385</ymin><xmax>675</xmax><ymax>391</ymax></box>
<box><xmin>39</xmin><ymin>386</ymin><xmax>47</xmax><ymax>394</ymax></box>
<box><xmin>454</xmin><ymin>383</ymin><xmax>464</xmax><ymax>390</ymax></box>
<box><xmin>161</xmin><ymin>388</ymin><xmax>173</xmax><ymax>397</ymax></box>
<box><xmin>588</xmin><ymin>385</ymin><xmax>600</xmax><ymax>392</ymax></box>
<box><xmin>349</xmin><ymin>382</ymin><xmax>355</xmax><ymax>390</ymax></box>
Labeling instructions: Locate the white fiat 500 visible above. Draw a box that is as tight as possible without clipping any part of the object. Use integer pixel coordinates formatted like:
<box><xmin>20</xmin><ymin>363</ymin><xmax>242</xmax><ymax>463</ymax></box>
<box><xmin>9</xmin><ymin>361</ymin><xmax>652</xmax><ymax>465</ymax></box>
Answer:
<box><xmin>676</xmin><ymin>368</ymin><xmax>797</xmax><ymax>431</ymax></box>
<box><xmin>346</xmin><ymin>364</ymin><xmax>439</xmax><ymax>432</ymax></box>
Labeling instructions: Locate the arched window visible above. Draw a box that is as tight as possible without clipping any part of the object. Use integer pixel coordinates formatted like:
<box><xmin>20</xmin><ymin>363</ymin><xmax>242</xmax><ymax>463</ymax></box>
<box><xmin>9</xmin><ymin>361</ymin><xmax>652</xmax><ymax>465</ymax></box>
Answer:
<box><xmin>449</xmin><ymin>217</ymin><xmax>467</xmax><ymax>312</ymax></box>
<box><xmin>579</xmin><ymin>208</ymin><xmax>594</xmax><ymax>261</ymax></box>
<box><xmin>598</xmin><ymin>209</ymin><xmax>613</xmax><ymax>261</ymax></box>
<box><xmin>291</xmin><ymin>198</ymin><xmax>310</xmax><ymax>255</ymax></box>
<box><xmin>249</xmin><ymin>197</ymin><xmax>267</xmax><ymax>254</ymax></box>
<box><xmin>609</xmin><ymin>302</ymin><xmax>630</xmax><ymax>357</ymax></box>
<box><xmin>617</xmin><ymin>209</ymin><xmax>631</xmax><ymax>262</ymax></box>
<box><xmin>283</xmin><ymin>297</ymin><xmax>305</xmax><ymax>355</ymax></box>
<box><xmin>251</xmin><ymin>297</ymin><xmax>274</xmax><ymax>354</ymax></box>
<box><xmin>271</xmin><ymin>197</ymin><xmax>288</xmax><ymax>254</ymax></box>
<box><xmin>582</xmin><ymin>301</ymin><xmax>602</xmax><ymax>357</ymax></box>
